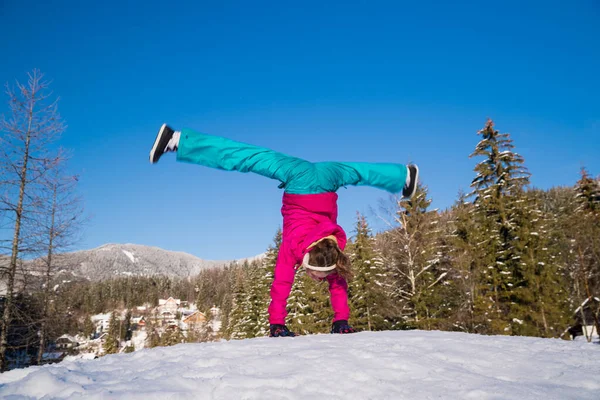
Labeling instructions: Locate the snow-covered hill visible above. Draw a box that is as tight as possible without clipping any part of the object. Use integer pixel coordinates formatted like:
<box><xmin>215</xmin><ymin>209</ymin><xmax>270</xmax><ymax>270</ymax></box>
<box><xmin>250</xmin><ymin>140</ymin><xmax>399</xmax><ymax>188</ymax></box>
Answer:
<box><xmin>0</xmin><ymin>330</ymin><xmax>598</xmax><ymax>399</ymax></box>
<box><xmin>41</xmin><ymin>243</ymin><xmax>264</xmax><ymax>281</ymax></box>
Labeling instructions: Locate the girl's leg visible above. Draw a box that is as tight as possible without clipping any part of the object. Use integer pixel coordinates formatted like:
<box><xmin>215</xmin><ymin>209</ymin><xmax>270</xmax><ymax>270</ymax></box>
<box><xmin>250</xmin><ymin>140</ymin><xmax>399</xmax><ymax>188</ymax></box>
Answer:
<box><xmin>316</xmin><ymin>161</ymin><xmax>414</xmax><ymax>196</ymax></box>
<box><xmin>150</xmin><ymin>124</ymin><xmax>311</xmax><ymax>184</ymax></box>
<box><xmin>327</xmin><ymin>273</ymin><xmax>350</xmax><ymax>322</ymax></box>
<box><xmin>176</xmin><ymin>128</ymin><xmax>310</xmax><ymax>183</ymax></box>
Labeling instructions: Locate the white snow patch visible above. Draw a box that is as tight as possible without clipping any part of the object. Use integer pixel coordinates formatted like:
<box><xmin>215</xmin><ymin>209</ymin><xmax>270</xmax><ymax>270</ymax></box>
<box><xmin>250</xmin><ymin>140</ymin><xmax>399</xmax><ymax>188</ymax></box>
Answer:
<box><xmin>122</xmin><ymin>250</ymin><xmax>136</xmax><ymax>263</ymax></box>
<box><xmin>130</xmin><ymin>330</ymin><xmax>147</xmax><ymax>351</ymax></box>
<box><xmin>0</xmin><ymin>330</ymin><xmax>598</xmax><ymax>399</ymax></box>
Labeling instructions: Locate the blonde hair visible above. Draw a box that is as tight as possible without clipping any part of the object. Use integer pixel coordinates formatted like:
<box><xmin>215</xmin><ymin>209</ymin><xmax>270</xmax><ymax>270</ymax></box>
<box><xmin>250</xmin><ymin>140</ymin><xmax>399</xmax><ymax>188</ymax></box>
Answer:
<box><xmin>307</xmin><ymin>238</ymin><xmax>353</xmax><ymax>281</ymax></box>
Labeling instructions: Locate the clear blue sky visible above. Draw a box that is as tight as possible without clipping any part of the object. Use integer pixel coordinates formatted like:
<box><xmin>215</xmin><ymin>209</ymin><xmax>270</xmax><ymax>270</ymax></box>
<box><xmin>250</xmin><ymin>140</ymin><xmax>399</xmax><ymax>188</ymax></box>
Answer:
<box><xmin>1</xmin><ymin>0</ymin><xmax>598</xmax><ymax>260</ymax></box>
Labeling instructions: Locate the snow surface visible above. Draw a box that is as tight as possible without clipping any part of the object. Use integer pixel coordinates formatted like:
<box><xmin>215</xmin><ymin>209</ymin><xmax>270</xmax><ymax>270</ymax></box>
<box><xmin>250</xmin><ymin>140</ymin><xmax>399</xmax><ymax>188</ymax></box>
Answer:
<box><xmin>0</xmin><ymin>330</ymin><xmax>598</xmax><ymax>399</ymax></box>
<box><xmin>122</xmin><ymin>250</ymin><xmax>137</xmax><ymax>263</ymax></box>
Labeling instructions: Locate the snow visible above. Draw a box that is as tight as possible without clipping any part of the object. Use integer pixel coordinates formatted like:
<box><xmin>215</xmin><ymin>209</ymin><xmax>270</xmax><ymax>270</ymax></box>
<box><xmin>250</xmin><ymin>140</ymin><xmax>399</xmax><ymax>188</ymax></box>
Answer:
<box><xmin>130</xmin><ymin>330</ymin><xmax>147</xmax><ymax>351</ymax></box>
<box><xmin>0</xmin><ymin>330</ymin><xmax>598</xmax><ymax>399</ymax></box>
<box><xmin>122</xmin><ymin>250</ymin><xmax>137</xmax><ymax>263</ymax></box>
<box><xmin>63</xmin><ymin>353</ymin><xmax>96</xmax><ymax>362</ymax></box>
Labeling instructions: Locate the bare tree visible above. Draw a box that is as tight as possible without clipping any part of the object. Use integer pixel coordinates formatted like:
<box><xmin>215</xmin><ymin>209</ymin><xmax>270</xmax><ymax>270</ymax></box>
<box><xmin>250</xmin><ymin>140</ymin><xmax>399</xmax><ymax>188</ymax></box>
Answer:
<box><xmin>0</xmin><ymin>70</ymin><xmax>64</xmax><ymax>371</ymax></box>
<box><xmin>32</xmin><ymin>154</ymin><xmax>84</xmax><ymax>364</ymax></box>
<box><xmin>375</xmin><ymin>184</ymin><xmax>450</xmax><ymax>329</ymax></box>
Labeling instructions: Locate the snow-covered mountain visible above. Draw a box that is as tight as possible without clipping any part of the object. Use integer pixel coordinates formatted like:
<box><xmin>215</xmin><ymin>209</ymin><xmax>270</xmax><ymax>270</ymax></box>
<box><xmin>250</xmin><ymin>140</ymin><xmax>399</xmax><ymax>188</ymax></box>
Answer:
<box><xmin>47</xmin><ymin>243</ymin><xmax>264</xmax><ymax>281</ymax></box>
<box><xmin>0</xmin><ymin>330</ymin><xmax>598</xmax><ymax>399</ymax></box>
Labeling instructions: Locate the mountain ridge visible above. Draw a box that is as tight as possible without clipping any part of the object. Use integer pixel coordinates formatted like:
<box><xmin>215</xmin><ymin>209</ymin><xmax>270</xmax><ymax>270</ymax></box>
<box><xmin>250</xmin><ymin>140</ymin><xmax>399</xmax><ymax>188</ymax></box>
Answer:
<box><xmin>48</xmin><ymin>243</ymin><xmax>265</xmax><ymax>281</ymax></box>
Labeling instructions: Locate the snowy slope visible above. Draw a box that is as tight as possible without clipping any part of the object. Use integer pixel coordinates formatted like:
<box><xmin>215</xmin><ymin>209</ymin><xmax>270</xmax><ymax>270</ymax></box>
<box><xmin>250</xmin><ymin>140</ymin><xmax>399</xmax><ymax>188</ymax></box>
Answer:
<box><xmin>0</xmin><ymin>330</ymin><xmax>598</xmax><ymax>399</ymax></box>
<box><xmin>31</xmin><ymin>243</ymin><xmax>265</xmax><ymax>281</ymax></box>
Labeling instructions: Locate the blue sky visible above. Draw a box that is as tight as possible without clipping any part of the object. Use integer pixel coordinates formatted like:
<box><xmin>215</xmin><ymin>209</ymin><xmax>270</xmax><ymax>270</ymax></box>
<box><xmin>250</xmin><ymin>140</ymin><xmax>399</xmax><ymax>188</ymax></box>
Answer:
<box><xmin>1</xmin><ymin>0</ymin><xmax>598</xmax><ymax>260</ymax></box>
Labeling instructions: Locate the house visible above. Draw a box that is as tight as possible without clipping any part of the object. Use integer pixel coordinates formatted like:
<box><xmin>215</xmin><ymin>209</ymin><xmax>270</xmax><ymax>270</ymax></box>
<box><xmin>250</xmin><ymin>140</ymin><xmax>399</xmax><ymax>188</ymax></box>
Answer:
<box><xmin>182</xmin><ymin>311</ymin><xmax>206</xmax><ymax>330</ymax></box>
<box><xmin>132</xmin><ymin>316</ymin><xmax>146</xmax><ymax>329</ymax></box>
<box><xmin>55</xmin><ymin>334</ymin><xmax>78</xmax><ymax>350</ymax></box>
<box><xmin>158</xmin><ymin>297</ymin><xmax>180</xmax><ymax>314</ymax></box>
<box><xmin>156</xmin><ymin>310</ymin><xmax>177</xmax><ymax>327</ymax></box>
<box><xmin>91</xmin><ymin>313</ymin><xmax>112</xmax><ymax>334</ymax></box>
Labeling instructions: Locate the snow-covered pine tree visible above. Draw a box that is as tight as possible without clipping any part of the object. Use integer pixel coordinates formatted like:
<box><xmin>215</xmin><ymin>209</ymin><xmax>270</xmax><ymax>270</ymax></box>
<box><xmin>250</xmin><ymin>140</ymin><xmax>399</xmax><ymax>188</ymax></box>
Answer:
<box><xmin>575</xmin><ymin>167</ymin><xmax>600</xmax><ymax>215</ymax></box>
<box><xmin>446</xmin><ymin>191</ymin><xmax>487</xmax><ymax>333</ymax></box>
<box><xmin>509</xmin><ymin>189</ymin><xmax>571</xmax><ymax>337</ymax></box>
<box><xmin>161</xmin><ymin>326</ymin><xmax>184</xmax><ymax>346</ymax></box>
<box><xmin>103</xmin><ymin>312</ymin><xmax>120</xmax><ymax>354</ymax></box>
<box><xmin>217</xmin><ymin>264</ymin><xmax>238</xmax><ymax>338</ymax></box>
<box><xmin>251</xmin><ymin>229</ymin><xmax>280</xmax><ymax>337</ymax></box>
<box><xmin>245</xmin><ymin>253</ymin><xmax>276</xmax><ymax>338</ymax></box>
<box><xmin>194</xmin><ymin>274</ymin><xmax>212</xmax><ymax>313</ymax></box>
<box><xmin>347</xmin><ymin>213</ymin><xmax>388</xmax><ymax>331</ymax></box>
<box><xmin>468</xmin><ymin>118</ymin><xmax>531</xmax><ymax>334</ymax></box>
<box><xmin>243</xmin><ymin>260</ymin><xmax>263</xmax><ymax>338</ymax></box>
<box><xmin>570</xmin><ymin>168</ymin><xmax>600</xmax><ymax>333</ymax></box>
<box><xmin>83</xmin><ymin>316</ymin><xmax>95</xmax><ymax>339</ymax></box>
<box><xmin>226</xmin><ymin>264</ymin><xmax>252</xmax><ymax>339</ymax></box>
<box><xmin>286</xmin><ymin>268</ymin><xmax>310</xmax><ymax>334</ymax></box>
<box><xmin>287</xmin><ymin>259</ymin><xmax>331</xmax><ymax>334</ymax></box>
<box><xmin>145</xmin><ymin>312</ymin><xmax>161</xmax><ymax>348</ymax></box>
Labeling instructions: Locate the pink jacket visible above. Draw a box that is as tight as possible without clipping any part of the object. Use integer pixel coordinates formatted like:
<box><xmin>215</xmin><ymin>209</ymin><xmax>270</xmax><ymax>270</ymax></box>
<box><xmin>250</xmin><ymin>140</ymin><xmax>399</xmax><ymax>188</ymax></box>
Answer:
<box><xmin>268</xmin><ymin>192</ymin><xmax>350</xmax><ymax>325</ymax></box>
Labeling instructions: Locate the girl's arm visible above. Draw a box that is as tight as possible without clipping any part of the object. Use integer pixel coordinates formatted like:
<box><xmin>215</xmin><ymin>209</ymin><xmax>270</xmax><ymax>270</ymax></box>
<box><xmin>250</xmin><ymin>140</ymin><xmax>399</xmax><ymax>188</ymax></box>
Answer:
<box><xmin>316</xmin><ymin>161</ymin><xmax>408</xmax><ymax>194</ymax></box>
<box><xmin>267</xmin><ymin>244</ymin><xmax>296</xmax><ymax>325</ymax></box>
<box><xmin>176</xmin><ymin>128</ymin><xmax>311</xmax><ymax>184</ymax></box>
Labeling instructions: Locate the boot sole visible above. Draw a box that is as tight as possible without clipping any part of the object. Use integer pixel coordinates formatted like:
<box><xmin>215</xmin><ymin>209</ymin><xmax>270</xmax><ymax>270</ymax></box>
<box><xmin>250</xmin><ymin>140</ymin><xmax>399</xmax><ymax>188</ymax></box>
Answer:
<box><xmin>403</xmin><ymin>165</ymin><xmax>419</xmax><ymax>198</ymax></box>
<box><xmin>149</xmin><ymin>123</ymin><xmax>172</xmax><ymax>164</ymax></box>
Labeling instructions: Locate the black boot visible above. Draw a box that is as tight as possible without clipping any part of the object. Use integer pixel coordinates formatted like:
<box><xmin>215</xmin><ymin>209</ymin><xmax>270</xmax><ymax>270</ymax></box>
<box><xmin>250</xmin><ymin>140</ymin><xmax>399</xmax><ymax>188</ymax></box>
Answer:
<box><xmin>402</xmin><ymin>164</ymin><xmax>419</xmax><ymax>199</ymax></box>
<box><xmin>331</xmin><ymin>320</ymin><xmax>356</xmax><ymax>334</ymax></box>
<box><xmin>149</xmin><ymin>123</ymin><xmax>176</xmax><ymax>164</ymax></box>
<box><xmin>269</xmin><ymin>324</ymin><xmax>296</xmax><ymax>337</ymax></box>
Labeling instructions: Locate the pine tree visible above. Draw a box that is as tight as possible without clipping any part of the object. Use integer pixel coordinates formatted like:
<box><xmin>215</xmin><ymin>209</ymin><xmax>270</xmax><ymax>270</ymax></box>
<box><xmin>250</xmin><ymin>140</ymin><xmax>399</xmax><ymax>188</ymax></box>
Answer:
<box><xmin>297</xmin><ymin>274</ymin><xmax>332</xmax><ymax>334</ymax></box>
<box><xmin>446</xmin><ymin>192</ymin><xmax>486</xmax><ymax>332</ymax></box>
<box><xmin>286</xmin><ymin>268</ymin><xmax>310</xmax><ymax>334</ymax></box>
<box><xmin>467</xmin><ymin>118</ymin><xmax>531</xmax><ymax>334</ymax></box>
<box><xmin>286</xmin><ymin>249</ymin><xmax>332</xmax><ymax>334</ymax></box>
<box><xmin>161</xmin><ymin>327</ymin><xmax>184</xmax><ymax>346</ymax></box>
<box><xmin>103</xmin><ymin>312</ymin><xmax>120</xmax><ymax>354</ymax></box>
<box><xmin>244</xmin><ymin>259</ymin><xmax>270</xmax><ymax>338</ymax></box>
<box><xmin>146</xmin><ymin>325</ymin><xmax>161</xmax><ymax>348</ymax></box>
<box><xmin>347</xmin><ymin>213</ymin><xmax>388</xmax><ymax>331</ymax></box>
<box><xmin>123</xmin><ymin>344</ymin><xmax>135</xmax><ymax>353</ymax></box>
<box><xmin>121</xmin><ymin>310</ymin><xmax>132</xmax><ymax>341</ymax></box>
<box><xmin>575</xmin><ymin>167</ymin><xmax>600</xmax><ymax>214</ymax></box>
<box><xmin>226</xmin><ymin>265</ymin><xmax>252</xmax><ymax>339</ymax></box>
<box><xmin>509</xmin><ymin>189</ymin><xmax>571</xmax><ymax>337</ymax></box>
<box><xmin>83</xmin><ymin>316</ymin><xmax>95</xmax><ymax>339</ymax></box>
<box><xmin>250</xmin><ymin>229</ymin><xmax>280</xmax><ymax>337</ymax></box>
<box><xmin>569</xmin><ymin>167</ymin><xmax>600</xmax><ymax>338</ymax></box>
